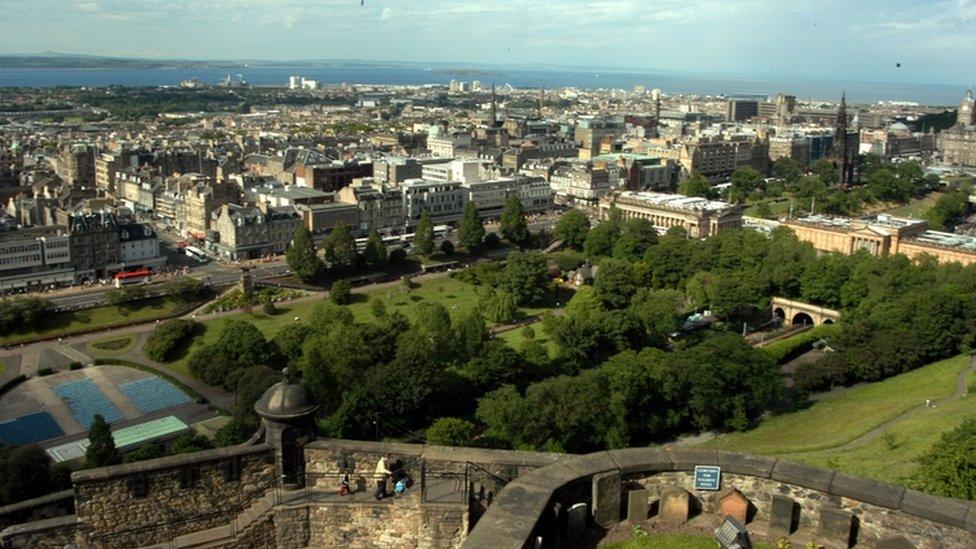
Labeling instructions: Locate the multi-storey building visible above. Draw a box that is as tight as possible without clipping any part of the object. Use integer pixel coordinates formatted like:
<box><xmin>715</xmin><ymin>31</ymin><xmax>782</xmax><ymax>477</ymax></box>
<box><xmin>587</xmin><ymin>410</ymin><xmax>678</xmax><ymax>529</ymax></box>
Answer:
<box><xmin>937</xmin><ymin>91</ymin><xmax>976</xmax><ymax>166</ymax></box>
<box><xmin>784</xmin><ymin>213</ymin><xmax>976</xmax><ymax>265</ymax></box>
<box><xmin>118</xmin><ymin>223</ymin><xmax>164</xmax><ymax>271</ymax></box>
<box><xmin>337</xmin><ymin>179</ymin><xmax>405</xmax><ymax>233</ymax></box>
<box><xmin>599</xmin><ymin>191</ymin><xmax>742</xmax><ymax>238</ymax></box>
<box><xmin>0</xmin><ymin>226</ymin><xmax>74</xmax><ymax>291</ymax></box>
<box><xmin>295</xmin><ymin>203</ymin><xmax>361</xmax><ymax>235</ymax></box>
<box><xmin>548</xmin><ymin>161</ymin><xmax>614</xmax><ymax>204</ymax></box>
<box><xmin>212</xmin><ymin>203</ymin><xmax>302</xmax><ymax>260</ymax></box>
<box><xmin>68</xmin><ymin>212</ymin><xmax>121</xmax><ymax>280</ymax></box>
<box><xmin>463</xmin><ymin>176</ymin><xmax>553</xmax><ymax>218</ymax></box>
<box><xmin>400</xmin><ymin>179</ymin><xmax>467</xmax><ymax>226</ymax></box>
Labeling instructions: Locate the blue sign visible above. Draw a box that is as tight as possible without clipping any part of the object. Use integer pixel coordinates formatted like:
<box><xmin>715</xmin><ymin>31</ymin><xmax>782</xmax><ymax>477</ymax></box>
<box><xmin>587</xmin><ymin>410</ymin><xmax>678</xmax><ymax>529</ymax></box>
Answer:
<box><xmin>694</xmin><ymin>465</ymin><xmax>722</xmax><ymax>491</ymax></box>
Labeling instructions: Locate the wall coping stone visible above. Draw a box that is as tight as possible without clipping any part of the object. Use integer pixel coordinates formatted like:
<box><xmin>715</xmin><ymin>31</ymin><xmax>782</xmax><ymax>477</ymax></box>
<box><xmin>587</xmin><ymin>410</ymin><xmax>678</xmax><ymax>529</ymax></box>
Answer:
<box><xmin>900</xmin><ymin>489</ymin><xmax>972</xmax><ymax>531</ymax></box>
<box><xmin>306</xmin><ymin>439</ymin><xmax>564</xmax><ymax>467</ymax></box>
<box><xmin>829</xmin><ymin>472</ymin><xmax>905</xmax><ymax>509</ymax></box>
<box><xmin>71</xmin><ymin>443</ymin><xmax>273</xmax><ymax>483</ymax></box>
<box><xmin>718</xmin><ymin>451</ymin><xmax>777</xmax><ymax>478</ymax></box>
<box><xmin>770</xmin><ymin>459</ymin><xmax>835</xmax><ymax>492</ymax></box>
<box><xmin>665</xmin><ymin>446</ymin><xmax>719</xmax><ymax>471</ymax></box>
<box><xmin>0</xmin><ymin>489</ymin><xmax>73</xmax><ymax>517</ymax></box>
<box><xmin>607</xmin><ymin>448</ymin><xmax>671</xmax><ymax>474</ymax></box>
<box><xmin>0</xmin><ymin>514</ymin><xmax>77</xmax><ymax>538</ymax></box>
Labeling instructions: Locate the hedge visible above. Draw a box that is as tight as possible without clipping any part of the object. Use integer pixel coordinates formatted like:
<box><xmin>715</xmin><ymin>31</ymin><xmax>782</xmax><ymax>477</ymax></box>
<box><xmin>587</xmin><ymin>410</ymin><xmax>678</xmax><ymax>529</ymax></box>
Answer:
<box><xmin>0</xmin><ymin>374</ymin><xmax>27</xmax><ymax>398</ymax></box>
<box><xmin>762</xmin><ymin>323</ymin><xmax>842</xmax><ymax>364</ymax></box>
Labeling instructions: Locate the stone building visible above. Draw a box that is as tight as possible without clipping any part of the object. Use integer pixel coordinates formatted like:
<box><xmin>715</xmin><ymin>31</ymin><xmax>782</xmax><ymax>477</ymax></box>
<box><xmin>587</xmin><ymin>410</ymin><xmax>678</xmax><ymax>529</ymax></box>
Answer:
<box><xmin>599</xmin><ymin>191</ymin><xmax>743</xmax><ymax>238</ymax></box>
<box><xmin>400</xmin><ymin>179</ymin><xmax>467</xmax><ymax>226</ymax></box>
<box><xmin>0</xmin><ymin>225</ymin><xmax>74</xmax><ymax>291</ymax></box>
<box><xmin>212</xmin><ymin>203</ymin><xmax>303</xmax><ymax>260</ymax></box>
<box><xmin>117</xmin><ymin>223</ymin><xmax>164</xmax><ymax>271</ymax></box>
<box><xmin>296</xmin><ymin>202</ymin><xmax>361</xmax><ymax>236</ymax></box>
<box><xmin>68</xmin><ymin>211</ymin><xmax>120</xmax><ymax>280</ymax></box>
<box><xmin>784</xmin><ymin>213</ymin><xmax>976</xmax><ymax>265</ymax></box>
<box><xmin>937</xmin><ymin>90</ymin><xmax>976</xmax><ymax>166</ymax></box>
<box><xmin>337</xmin><ymin>179</ymin><xmax>405</xmax><ymax>233</ymax></box>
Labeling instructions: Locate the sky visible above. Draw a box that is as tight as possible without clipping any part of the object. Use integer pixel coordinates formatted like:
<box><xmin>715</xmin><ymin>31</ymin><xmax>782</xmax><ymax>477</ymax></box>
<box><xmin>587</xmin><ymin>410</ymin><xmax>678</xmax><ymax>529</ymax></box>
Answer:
<box><xmin>0</xmin><ymin>0</ymin><xmax>974</xmax><ymax>86</ymax></box>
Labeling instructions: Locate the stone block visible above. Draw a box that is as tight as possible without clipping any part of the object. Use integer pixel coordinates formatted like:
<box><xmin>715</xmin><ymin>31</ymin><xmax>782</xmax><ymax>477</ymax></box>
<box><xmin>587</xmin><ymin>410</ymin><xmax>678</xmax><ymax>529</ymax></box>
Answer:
<box><xmin>607</xmin><ymin>447</ymin><xmax>671</xmax><ymax>474</ymax></box>
<box><xmin>771</xmin><ymin>459</ymin><xmax>835</xmax><ymax>491</ymax></box>
<box><xmin>900</xmin><ymin>489</ymin><xmax>970</xmax><ymax>529</ymax></box>
<box><xmin>591</xmin><ymin>471</ymin><xmax>621</xmax><ymax>528</ymax></box>
<box><xmin>874</xmin><ymin>536</ymin><xmax>916</xmax><ymax>549</ymax></box>
<box><xmin>665</xmin><ymin>446</ymin><xmax>718</xmax><ymax>471</ymax></box>
<box><xmin>768</xmin><ymin>495</ymin><xmax>798</xmax><ymax>537</ymax></box>
<box><xmin>817</xmin><ymin>507</ymin><xmax>855</xmax><ymax>548</ymax></box>
<box><xmin>718</xmin><ymin>452</ymin><xmax>777</xmax><ymax>478</ymax></box>
<box><xmin>566</xmin><ymin>503</ymin><xmax>588</xmax><ymax>541</ymax></box>
<box><xmin>717</xmin><ymin>488</ymin><xmax>750</xmax><ymax>524</ymax></box>
<box><xmin>627</xmin><ymin>490</ymin><xmax>649</xmax><ymax>523</ymax></box>
<box><xmin>659</xmin><ymin>488</ymin><xmax>691</xmax><ymax>523</ymax></box>
<box><xmin>829</xmin><ymin>472</ymin><xmax>904</xmax><ymax>508</ymax></box>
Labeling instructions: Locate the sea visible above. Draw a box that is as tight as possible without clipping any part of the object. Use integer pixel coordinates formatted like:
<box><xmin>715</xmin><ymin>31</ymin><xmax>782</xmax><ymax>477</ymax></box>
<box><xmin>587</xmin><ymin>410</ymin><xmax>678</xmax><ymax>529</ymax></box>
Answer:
<box><xmin>0</xmin><ymin>65</ymin><xmax>965</xmax><ymax>106</ymax></box>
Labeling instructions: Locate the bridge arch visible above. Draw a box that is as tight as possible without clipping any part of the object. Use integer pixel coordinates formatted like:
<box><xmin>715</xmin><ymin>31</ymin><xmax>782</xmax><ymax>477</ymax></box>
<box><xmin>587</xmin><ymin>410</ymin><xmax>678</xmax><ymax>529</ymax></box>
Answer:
<box><xmin>771</xmin><ymin>297</ymin><xmax>840</xmax><ymax>327</ymax></box>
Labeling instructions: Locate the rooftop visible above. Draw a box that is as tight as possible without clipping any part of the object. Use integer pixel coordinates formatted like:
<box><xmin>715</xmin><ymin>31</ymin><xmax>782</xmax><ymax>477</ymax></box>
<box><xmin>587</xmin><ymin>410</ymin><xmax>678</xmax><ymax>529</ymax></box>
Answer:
<box><xmin>613</xmin><ymin>191</ymin><xmax>735</xmax><ymax>212</ymax></box>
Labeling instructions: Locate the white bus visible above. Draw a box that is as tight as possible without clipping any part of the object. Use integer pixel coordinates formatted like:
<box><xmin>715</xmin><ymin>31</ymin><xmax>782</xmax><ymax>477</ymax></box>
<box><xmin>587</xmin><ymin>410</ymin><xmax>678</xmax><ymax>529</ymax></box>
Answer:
<box><xmin>185</xmin><ymin>246</ymin><xmax>208</xmax><ymax>263</ymax></box>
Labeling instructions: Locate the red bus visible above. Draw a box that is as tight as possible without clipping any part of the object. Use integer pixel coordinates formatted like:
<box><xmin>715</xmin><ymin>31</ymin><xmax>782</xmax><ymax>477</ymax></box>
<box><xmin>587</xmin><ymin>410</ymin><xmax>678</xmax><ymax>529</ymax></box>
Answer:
<box><xmin>113</xmin><ymin>269</ymin><xmax>153</xmax><ymax>288</ymax></box>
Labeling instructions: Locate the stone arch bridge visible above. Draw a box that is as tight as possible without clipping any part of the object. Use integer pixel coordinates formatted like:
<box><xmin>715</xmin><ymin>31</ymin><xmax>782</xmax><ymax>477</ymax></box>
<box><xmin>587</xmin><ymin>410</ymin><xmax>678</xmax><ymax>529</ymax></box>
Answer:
<box><xmin>771</xmin><ymin>297</ymin><xmax>841</xmax><ymax>326</ymax></box>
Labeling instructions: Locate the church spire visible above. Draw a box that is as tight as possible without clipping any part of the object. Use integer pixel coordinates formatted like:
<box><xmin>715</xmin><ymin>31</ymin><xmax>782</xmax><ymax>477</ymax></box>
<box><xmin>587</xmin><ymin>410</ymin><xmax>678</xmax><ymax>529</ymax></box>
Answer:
<box><xmin>490</xmin><ymin>83</ymin><xmax>497</xmax><ymax>126</ymax></box>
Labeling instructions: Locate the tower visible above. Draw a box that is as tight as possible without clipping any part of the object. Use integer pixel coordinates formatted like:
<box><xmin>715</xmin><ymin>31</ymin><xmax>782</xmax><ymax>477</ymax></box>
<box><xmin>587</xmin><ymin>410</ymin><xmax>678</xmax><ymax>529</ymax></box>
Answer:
<box><xmin>957</xmin><ymin>89</ymin><xmax>975</xmax><ymax>127</ymax></box>
<box><xmin>832</xmin><ymin>92</ymin><xmax>856</xmax><ymax>186</ymax></box>
<box><xmin>538</xmin><ymin>88</ymin><xmax>545</xmax><ymax>119</ymax></box>
<box><xmin>490</xmin><ymin>83</ymin><xmax>498</xmax><ymax>126</ymax></box>
<box><xmin>254</xmin><ymin>369</ymin><xmax>319</xmax><ymax>489</ymax></box>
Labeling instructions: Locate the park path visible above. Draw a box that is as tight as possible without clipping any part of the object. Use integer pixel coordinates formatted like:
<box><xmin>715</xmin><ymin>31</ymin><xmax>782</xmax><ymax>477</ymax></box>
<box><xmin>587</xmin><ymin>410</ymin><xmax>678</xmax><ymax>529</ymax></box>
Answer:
<box><xmin>831</xmin><ymin>355</ymin><xmax>976</xmax><ymax>451</ymax></box>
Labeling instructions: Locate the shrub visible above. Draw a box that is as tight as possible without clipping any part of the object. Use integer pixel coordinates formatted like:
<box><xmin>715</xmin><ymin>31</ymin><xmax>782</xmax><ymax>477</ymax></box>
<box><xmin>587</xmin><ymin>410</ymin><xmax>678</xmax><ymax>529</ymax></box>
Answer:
<box><xmin>389</xmin><ymin>247</ymin><xmax>407</xmax><ymax>264</ymax></box>
<box><xmin>144</xmin><ymin>319</ymin><xmax>200</xmax><ymax>362</ymax></box>
<box><xmin>68</xmin><ymin>362</ymin><xmax>85</xmax><ymax>370</ymax></box>
<box><xmin>38</xmin><ymin>368</ymin><xmax>54</xmax><ymax>377</ymax></box>
<box><xmin>0</xmin><ymin>374</ymin><xmax>27</xmax><ymax>397</ymax></box>
<box><xmin>762</xmin><ymin>323</ymin><xmax>841</xmax><ymax>364</ymax></box>
<box><xmin>330</xmin><ymin>279</ymin><xmax>352</xmax><ymax>305</ymax></box>
<box><xmin>439</xmin><ymin>240</ymin><xmax>455</xmax><ymax>256</ymax></box>
<box><xmin>426</xmin><ymin>417</ymin><xmax>476</xmax><ymax>447</ymax></box>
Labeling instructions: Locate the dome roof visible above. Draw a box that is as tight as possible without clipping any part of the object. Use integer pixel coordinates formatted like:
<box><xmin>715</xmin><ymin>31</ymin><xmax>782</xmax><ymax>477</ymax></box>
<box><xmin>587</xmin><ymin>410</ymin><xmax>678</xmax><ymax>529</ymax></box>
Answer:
<box><xmin>428</xmin><ymin>124</ymin><xmax>442</xmax><ymax>138</ymax></box>
<box><xmin>254</xmin><ymin>370</ymin><xmax>319</xmax><ymax>421</ymax></box>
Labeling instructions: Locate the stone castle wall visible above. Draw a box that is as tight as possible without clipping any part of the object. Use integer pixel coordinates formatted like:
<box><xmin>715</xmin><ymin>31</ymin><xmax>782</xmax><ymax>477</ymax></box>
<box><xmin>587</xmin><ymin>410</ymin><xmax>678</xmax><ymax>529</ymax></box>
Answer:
<box><xmin>635</xmin><ymin>470</ymin><xmax>973</xmax><ymax>548</ymax></box>
<box><xmin>71</xmin><ymin>444</ymin><xmax>275</xmax><ymax>548</ymax></box>
<box><xmin>307</xmin><ymin>502</ymin><xmax>466</xmax><ymax>549</ymax></box>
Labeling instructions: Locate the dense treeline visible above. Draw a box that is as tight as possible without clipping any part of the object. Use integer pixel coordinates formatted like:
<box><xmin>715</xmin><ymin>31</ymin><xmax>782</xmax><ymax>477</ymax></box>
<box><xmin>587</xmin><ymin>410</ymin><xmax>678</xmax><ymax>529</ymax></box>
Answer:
<box><xmin>0</xmin><ymin>296</ymin><xmax>51</xmax><ymax>334</ymax></box>
<box><xmin>144</xmin><ymin>319</ymin><xmax>200</xmax><ymax>362</ymax></box>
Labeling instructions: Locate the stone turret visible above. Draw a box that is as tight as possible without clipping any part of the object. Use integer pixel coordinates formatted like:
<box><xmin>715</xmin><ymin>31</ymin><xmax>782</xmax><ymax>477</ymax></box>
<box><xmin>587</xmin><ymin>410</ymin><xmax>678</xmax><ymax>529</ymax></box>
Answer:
<box><xmin>254</xmin><ymin>369</ymin><xmax>318</xmax><ymax>489</ymax></box>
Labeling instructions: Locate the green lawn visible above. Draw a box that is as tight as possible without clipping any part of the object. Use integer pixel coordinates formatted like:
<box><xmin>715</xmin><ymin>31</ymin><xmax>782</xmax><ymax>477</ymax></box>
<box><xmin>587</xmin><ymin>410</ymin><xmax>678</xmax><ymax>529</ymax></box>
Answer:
<box><xmin>705</xmin><ymin>354</ymin><xmax>971</xmax><ymax>455</ymax></box>
<box><xmin>879</xmin><ymin>191</ymin><xmax>944</xmax><ymax>219</ymax></box>
<box><xmin>0</xmin><ymin>298</ymin><xmax>187</xmax><ymax>347</ymax></box>
<box><xmin>87</xmin><ymin>335</ymin><xmax>137</xmax><ymax>355</ymax></box>
<box><xmin>778</xmin><ymin>378</ymin><xmax>976</xmax><ymax>485</ymax></box>
<box><xmin>605</xmin><ymin>533</ymin><xmax>776</xmax><ymax>549</ymax></box>
<box><xmin>494</xmin><ymin>324</ymin><xmax>559</xmax><ymax>356</ymax></box>
<box><xmin>164</xmin><ymin>276</ymin><xmax>570</xmax><ymax>377</ymax></box>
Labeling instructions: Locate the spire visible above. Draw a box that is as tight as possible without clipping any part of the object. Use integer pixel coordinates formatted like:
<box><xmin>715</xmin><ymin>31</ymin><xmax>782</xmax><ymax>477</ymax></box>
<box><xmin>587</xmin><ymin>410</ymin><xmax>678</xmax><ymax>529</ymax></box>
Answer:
<box><xmin>490</xmin><ymin>83</ymin><xmax>497</xmax><ymax>125</ymax></box>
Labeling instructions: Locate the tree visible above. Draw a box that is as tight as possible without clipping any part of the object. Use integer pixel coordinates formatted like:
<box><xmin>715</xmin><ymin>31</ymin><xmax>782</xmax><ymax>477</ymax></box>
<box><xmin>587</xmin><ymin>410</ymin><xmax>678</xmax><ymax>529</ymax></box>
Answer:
<box><xmin>124</xmin><ymin>443</ymin><xmax>164</xmax><ymax>463</ymax></box>
<box><xmin>212</xmin><ymin>319</ymin><xmax>273</xmax><ymax>368</ymax></box>
<box><xmin>500</xmin><ymin>194</ymin><xmax>530</xmax><ymax>247</ymax></box>
<box><xmin>583</xmin><ymin>220</ymin><xmax>620</xmax><ymax>258</ymax></box>
<box><xmin>164</xmin><ymin>276</ymin><xmax>208</xmax><ymax>304</ymax></box>
<box><xmin>323</xmin><ymin>224</ymin><xmax>357</xmax><ymax>270</ymax></box>
<box><xmin>811</xmin><ymin>158</ymin><xmax>839</xmax><ymax>186</ymax></box>
<box><xmin>593</xmin><ymin>258</ymin><xmax>636</xmax><ymax>309</ymax></box>
<box><xmin>440</xmin><ymin>239</ymin><xmax>455</xmax><ymax>256</ymax></box>
<box><xmin>144</xmin><ymin>319</ymin><xmax>199</xmax><ymax>362</ymax></box>
<box><xmin>370</xmin><ymin>298</ymin><xmax>387</xmax><ymax>319</ymax></box>
<box><xmin>925</xmin><ymin>190</ymin><xmax>970</xmax><ymax>230</ymax></box>
<box><xmin>413</xmin><ymin>211</ymin><xmax>435</xmax><ymax>256</ymax></box>
<box><xmin>677</xmin><ymin>173</ymin><xmax>712</xmax><ymax>197</ymax></box>
<box><xmin>454</xmin><ymin>309</ymin><xmax>488</xmax><ymax>359</ymax></box>
<box><xmin>554</xmin><ymin>209</ymin><xmax>591</xmax><ymax>249</ymax></box>
<box><xmin>362</xmin><ymin>229</ymin><xmax>388</xmax><ymax>268</ymax></box>
<box><xmin>86</xmin><ymin>414</ymin><xmax>120</xmax><ymax>468</ymax></box>
<box><xmin>612</xmin><ymin>218</ymin><xmax>657</xmax><ymax>261</ymax></box>
<box><xmin>0</xmin><ymin>446</ymin><xmax>53</xmax><ymax>505</ymax></box>
<box><xmin>910</xmin><ymin>418</ymin><xmax>976</xmax><ymax>499</ymax></box>
<box><xmin>426</xmin><ymin>417</ymin><xmax>476</xmax><ymax>447</ymax></box>
<box><xmin>500</xmin><ymin>251</ymin><xmax>551</xmax><ymax>305</ymax></box>
<box><xmin>478</xmin><ymin>286</ymin><xmax>518</xmax><ymax>323</ymax></box>
<box><xmin>171</xmin><ymin>434</ymin><xmax>214</xmax><ymax>455</ymax></box>
<box><xmin>108</xmin><ymin>285</ymin><xmax>145</xmax><ymax>314</ymax></box>
<box><xmin>458</xmin><ymin>201</ymin><xmax>485</xmax><ymax>252</ymax></box>
<box><xmin>753</xmin><ymin>201</ymin><xmax>774</xmax><ymax>219</ymax></box>
<box><xmin>727</xmin><ymin>167</ymin><xmax>764</xmax><ymax>204</ymax></box>
<box><xmin>330</xmin><ymin>279</ymin><xmax>352</xmax><ymax>305</ymax></box>
<box><xmin>772</xmin><ymin>156</ymin><xmax>802</xmax><ymax>183</ymax></box>
<box><xmin>286</xmin><ymin>225</ymin><xmax>324</xmax><ymax>282</ymax></box>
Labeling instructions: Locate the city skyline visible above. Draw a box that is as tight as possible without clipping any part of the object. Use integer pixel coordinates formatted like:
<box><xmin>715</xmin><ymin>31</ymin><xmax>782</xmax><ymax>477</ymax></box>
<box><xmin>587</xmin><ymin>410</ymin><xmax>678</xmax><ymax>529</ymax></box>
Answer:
<box><xmin>1</xmin><ymin>0</ymin><xmax>975</xmax><ymax>86</ymax></box>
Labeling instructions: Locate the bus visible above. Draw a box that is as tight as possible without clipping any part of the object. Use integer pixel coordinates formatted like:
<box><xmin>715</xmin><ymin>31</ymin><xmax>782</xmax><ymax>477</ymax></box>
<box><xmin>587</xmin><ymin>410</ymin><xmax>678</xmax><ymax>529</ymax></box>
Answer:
<box><xmin>185</xmin><ymin>245</ymin><xmax>208</xmax><ymax>263</ymax></box>
<box><xmin>113</xmin><ymin>269</ymin><xmax>153</xmax><ymax>288</ymax></box>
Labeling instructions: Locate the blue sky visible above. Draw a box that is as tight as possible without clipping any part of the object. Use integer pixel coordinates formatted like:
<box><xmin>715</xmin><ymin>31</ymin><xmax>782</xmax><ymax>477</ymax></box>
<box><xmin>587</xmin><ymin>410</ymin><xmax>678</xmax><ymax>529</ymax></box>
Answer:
<box><xmin>0</xmin><ymin>0</ymin><xmax>974</xmax><ymax>85</ymax></box>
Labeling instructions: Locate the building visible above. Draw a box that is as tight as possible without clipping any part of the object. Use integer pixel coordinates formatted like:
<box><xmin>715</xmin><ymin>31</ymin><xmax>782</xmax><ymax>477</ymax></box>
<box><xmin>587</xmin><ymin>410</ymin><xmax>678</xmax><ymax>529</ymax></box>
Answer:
<box><xmin>591</xmin><ymin>154</ymin><xmax>674</xmax><ymax>191</ymax></box>
<box><xmin>0</xmin><ymin>225</ymin><xmax>74</xmax><ymax>291</ymax></box>
<box><xmin>68</xmin><ymin>211</ymin><xmax>121</xmax><ymax>280</ymax></box>
<box><xmin>937</xmin><ymin>90</ymin><xmax>976</xmax><ymax>166</ymax></box>
<box><xmin>212</xmin><ymin>203</ymin><xmax>303</xmax><ymax>260</ymax></box>
<box><xmin>860</xmin><ymin>124</ymin><xmax>936</xmax><ymax>160</ymax></box>
<box><xmin>548</xmin><ymin>161</ymin><xmax>614</xmax><ymax>204</ymax></box>
<box><xmin>52</xmin><ymin>143</ymin><xmax>96</xmax><ymax>188</ymax></box>
<box><xmin>180</xmin><ymin>175</ymin><xmax>241</xmax><ymax>240</ymax></box>
<box><xmin>118</xmin><ymin>223</ymin><xmax>165</xmax><ymax>271</ymax></box>
<box><xmin>400</xmin><ymin>179</ymin><xmax>467</xmax><ymax>226</ymax></box>
<box><xmin>727</xmin><ymin>99</ymin><xmax>759</xmax><ymax>122</ymax></box>
<box><xmin>784</xmin><ymin>213</ymin><xmax>976</xmax><ymax>265</ymax></box>
<box><xmin>599</xmin><ymin>191</ymin><xmax>743</xmax><ymax>238</ymax></box>
<box><xmin>337</xmin><ymin>179</ymin><xmax>405</xmax><ymax>233</ymax></box>
<box><xmin>463</xmin><ymin>176</ymin><xmax>553</xmax><ymax>218</ymax></box>
<box><xmin>677</xmin><ymin>135</ymin><xmax>769</xmax><ymax>181</ymax></box>
<box><xmin>768</xmin><ymin>135</ymin><xmax>811</xmax><ymax>166</ymax></box>
<box><xmin>296</xmin><ymin>202</ymin><xmax>361</xmax><ymax>235</ymax></box>
<box><xmin>421</xmin><ymin>160</ymin><xmax>486</xmax><ymax>183</ymax></box>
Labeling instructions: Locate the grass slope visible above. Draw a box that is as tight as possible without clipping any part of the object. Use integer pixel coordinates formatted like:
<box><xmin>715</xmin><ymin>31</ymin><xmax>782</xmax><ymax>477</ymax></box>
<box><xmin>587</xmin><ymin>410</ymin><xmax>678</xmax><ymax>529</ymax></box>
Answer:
<box><xmin>707</xmin><ymin>354</ymin><xmax>970</xmax><ymax>454</ymax></box>
<box><xmin>0</xmin><ymin>298</ymin><xmax>186</xmax><ymax>347</ymax></box>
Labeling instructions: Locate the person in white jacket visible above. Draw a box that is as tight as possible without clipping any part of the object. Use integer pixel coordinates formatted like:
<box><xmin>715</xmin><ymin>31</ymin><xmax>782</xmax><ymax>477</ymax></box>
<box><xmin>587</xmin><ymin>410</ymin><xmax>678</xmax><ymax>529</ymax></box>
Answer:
<box><xmin>374</xmin><ymin>455</ymin><xmax>392</xmax><ymax>500</ymax></box>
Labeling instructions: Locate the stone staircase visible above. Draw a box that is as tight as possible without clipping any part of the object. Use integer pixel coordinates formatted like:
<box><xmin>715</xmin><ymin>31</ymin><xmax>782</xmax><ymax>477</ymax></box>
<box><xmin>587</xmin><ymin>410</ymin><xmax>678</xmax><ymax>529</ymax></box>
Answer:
<box><xmin>141</xmin><ymin>488</ymin><xmax>278</xmax><ymax>549</ymax></box>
